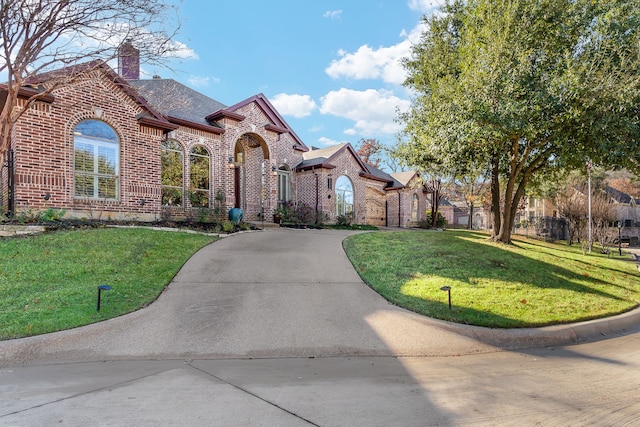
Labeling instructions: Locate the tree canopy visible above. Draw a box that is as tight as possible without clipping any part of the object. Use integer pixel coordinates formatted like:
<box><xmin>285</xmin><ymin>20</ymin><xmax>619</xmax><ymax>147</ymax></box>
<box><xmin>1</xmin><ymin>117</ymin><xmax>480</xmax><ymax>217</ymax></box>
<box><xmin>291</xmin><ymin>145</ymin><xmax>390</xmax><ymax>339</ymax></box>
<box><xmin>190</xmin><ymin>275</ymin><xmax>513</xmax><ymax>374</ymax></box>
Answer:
<box><xmin>397</xmin><ymin>0</ymin><xmax>640</xmax><ymax>243</ymax></box>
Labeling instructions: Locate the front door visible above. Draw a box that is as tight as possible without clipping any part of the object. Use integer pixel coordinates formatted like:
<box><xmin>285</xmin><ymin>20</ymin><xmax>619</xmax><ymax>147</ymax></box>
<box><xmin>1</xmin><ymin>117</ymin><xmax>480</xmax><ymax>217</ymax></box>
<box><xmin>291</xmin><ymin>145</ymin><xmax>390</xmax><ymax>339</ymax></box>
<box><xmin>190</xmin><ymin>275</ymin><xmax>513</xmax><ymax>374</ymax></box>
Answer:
<box><xmin>232</xmin><ymin>133</ymin><xmax>269</xmax><ymax>221</ymax></box>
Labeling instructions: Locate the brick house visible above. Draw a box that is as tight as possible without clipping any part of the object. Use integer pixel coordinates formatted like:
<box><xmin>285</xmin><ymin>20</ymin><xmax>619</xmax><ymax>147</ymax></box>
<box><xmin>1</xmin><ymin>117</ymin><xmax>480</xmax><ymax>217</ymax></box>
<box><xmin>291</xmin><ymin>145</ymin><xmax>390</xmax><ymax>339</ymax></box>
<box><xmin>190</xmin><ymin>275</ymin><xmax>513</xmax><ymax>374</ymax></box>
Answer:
<box><xmin>1</xmin><ymin>51</ymin><xmax>430</xmax><ymax>226</ymax></box>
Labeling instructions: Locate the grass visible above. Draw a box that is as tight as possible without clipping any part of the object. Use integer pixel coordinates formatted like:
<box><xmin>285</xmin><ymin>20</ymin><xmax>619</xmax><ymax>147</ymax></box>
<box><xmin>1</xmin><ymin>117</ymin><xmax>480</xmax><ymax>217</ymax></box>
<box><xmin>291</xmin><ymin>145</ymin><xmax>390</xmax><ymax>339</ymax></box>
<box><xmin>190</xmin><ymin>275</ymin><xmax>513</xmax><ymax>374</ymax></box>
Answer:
<box><xmin>343</xmin><ymin>229</ymin><xmax>640</xmax><ymax>328</ymax></box>
<box><xmin>0</xmin><ymin>228</ymin><xmax>216</xmax><ymax>340</ymax></box>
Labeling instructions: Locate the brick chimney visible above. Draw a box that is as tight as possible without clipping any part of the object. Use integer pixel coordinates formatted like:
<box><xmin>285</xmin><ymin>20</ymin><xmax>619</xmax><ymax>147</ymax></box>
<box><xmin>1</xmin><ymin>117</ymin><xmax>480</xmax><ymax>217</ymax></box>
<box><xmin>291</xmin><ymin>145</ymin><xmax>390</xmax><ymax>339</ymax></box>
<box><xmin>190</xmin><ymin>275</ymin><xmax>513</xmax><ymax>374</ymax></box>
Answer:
<box><xmin>118</xmin><ymin>42</ymin><xmax>140</xmax><ymax>80</ymax></box>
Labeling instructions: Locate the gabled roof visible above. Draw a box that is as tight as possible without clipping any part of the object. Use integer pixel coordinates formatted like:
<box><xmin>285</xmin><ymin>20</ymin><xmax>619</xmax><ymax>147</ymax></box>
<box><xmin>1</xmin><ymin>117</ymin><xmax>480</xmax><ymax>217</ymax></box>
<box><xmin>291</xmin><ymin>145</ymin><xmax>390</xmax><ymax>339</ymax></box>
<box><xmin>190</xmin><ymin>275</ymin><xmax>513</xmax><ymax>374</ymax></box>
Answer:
<box><xmin>296</xmin><ymin>146</ymin><xmax>338</xmax><ymax>171</ymax></box>
<box><xmin>219</xmin><ymin>93</ymin><xmax>308</xmax><ymax>151</ymax></box>
<box><xmin>605</xmin><ymin>186</ymin><xmax>634</xmax><ymax>204</ymax></box>
<box><xmin>297</xmin><ymin>143</ymin><xmax>369</xmax><ymax>172</ymax></box>
<box><xmin>295</xmin><ymin>142</ymin><xmax>427</xmax><ymax>192</ymax></box>
<box><xmin>0</xmin><ymin>84</ymin><xmax>55</xmax><ymax>110</ymax></box>
<box><xmin>391</xmin><ymin>171</ymin><xmax>420</xmax><ymax>186</ymax></box>
<box><xmin>362</xmin><ymin>163</ymin><xmax>403</xmax><ymax>188</ymax></box>
<box><xmin>302</xmin><ymin>144</ymin><xmax>345</xmax><ymax>161</ymax></box>
<box><xmin>22</xmin><ymin>60</ymin><xmax>176</xmax><ymax>132</ymax></box>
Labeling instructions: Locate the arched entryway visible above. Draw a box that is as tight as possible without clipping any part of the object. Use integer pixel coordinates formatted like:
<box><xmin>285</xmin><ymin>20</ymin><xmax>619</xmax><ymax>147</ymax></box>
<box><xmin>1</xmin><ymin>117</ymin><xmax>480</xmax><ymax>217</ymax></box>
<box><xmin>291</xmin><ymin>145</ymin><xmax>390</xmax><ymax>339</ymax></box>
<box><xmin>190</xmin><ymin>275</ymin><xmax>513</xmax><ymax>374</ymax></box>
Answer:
<box><xmin>231</xmin><ymin>133</ymin><xmax>270</xmax><ymax>221</ymax></box>
<box><xmin>335</xmin><ymin>175</ymin><xmax>354</xmax><ymax>218</ymax></box>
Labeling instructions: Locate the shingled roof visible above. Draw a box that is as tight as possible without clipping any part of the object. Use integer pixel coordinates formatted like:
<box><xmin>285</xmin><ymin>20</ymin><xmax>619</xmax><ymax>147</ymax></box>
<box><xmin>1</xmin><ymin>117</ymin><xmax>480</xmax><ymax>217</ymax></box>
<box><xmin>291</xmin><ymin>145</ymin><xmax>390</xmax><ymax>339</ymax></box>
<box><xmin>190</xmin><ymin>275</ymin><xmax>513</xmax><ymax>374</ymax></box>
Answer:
<box><xmin>128</xmin><ymin>78</ymin><xmax>227</xmax><ymax>128</ymax></box>
<box><xmin>15</xmin><ymin>60</ymin><xmax>177</xmax><ymax>132</ymax></box>
<box><xmin>390</xmin><ymin>171</ymin><xmax>419</xmax><ymax>186</ymax></box>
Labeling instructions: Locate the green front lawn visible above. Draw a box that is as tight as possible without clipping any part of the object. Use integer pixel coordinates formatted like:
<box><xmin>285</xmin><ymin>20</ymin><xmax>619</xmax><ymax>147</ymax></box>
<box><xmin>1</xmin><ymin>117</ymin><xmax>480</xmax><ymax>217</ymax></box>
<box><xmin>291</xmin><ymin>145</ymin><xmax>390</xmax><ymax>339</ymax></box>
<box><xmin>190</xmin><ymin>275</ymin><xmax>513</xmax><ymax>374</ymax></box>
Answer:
<box><xmin>343</xmin><ymin>230</ymin><xmax>640</xmax><ymax>328</ymax></box>
<box><xmin>0</xmin><ymin>228</ymin><xmax>216</xmax><ymax>339</ymax></box>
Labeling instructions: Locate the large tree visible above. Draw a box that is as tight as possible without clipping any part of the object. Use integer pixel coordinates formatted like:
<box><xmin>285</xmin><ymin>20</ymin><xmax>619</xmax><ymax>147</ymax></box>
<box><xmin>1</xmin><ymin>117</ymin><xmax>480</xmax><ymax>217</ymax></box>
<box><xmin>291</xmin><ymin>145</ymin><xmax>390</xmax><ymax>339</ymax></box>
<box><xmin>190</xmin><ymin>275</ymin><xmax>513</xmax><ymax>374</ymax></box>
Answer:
<box><xmin>398</xmin><ymin>0</ymin><xmax>640</xmax><ymax>243</ymax></box>
<box><xmin>0</xmin><ymin>0</ymin><xmax>183</xmax><ymax>173</ymax></box>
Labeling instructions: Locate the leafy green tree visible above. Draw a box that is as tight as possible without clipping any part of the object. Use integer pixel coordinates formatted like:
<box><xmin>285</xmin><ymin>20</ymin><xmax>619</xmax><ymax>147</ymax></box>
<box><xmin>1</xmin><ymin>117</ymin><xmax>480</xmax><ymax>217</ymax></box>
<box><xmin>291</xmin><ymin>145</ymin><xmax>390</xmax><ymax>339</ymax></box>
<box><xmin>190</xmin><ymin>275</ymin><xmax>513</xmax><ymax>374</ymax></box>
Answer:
<box><xmin>398</xmin><ymin>0</ymin><xmax>640</xmax><ymax>243</ymax></box>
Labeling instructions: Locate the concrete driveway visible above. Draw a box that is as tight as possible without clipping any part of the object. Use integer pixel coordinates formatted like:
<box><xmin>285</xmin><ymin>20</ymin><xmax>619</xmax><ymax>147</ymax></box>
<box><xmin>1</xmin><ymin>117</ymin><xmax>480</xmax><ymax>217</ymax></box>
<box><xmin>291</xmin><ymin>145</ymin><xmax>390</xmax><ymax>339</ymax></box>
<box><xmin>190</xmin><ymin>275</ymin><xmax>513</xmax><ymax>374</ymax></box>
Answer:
<box><xmin>2</xmin><ymin>228</ymin><xmax>638</xmax><ymax>367</ymax></box>
<box><xmin>2</xmin><ymin>228</ymin><xmax>640</xmax><ymax>426</ymax></box>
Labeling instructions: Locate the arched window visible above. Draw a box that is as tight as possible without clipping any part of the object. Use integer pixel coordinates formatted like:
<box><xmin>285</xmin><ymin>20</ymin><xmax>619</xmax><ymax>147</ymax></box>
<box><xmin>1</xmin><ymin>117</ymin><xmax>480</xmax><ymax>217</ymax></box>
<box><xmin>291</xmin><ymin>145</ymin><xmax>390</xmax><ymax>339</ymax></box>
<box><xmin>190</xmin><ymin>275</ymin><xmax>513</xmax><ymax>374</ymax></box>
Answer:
<box><xmin>74</xmin><ymin>120</ymin><xmax>119</xmax><ymax>199</ymax></box>
<box><xmin>161</xmin><ymin>140</ymin><xmax>184</xmax><ymax>206</ymax></box>
<box><xmin>189</xmin><ymin>145</ymin><xmax>210</xmax><ymax>207</ymax></box>
<box><xmin>277</xmin><ymin>165</ymin><xmax>290</xmax><ymax>208</ymax></box>
<box><xmin>411</xmin><ymin>193</ymin><xmax>419</xmax><ymax>221</ymax></box>
<box><xmin>335</xmin><ymin>175</ymin><xmax>354</xmax><ymax>217</ymax></box>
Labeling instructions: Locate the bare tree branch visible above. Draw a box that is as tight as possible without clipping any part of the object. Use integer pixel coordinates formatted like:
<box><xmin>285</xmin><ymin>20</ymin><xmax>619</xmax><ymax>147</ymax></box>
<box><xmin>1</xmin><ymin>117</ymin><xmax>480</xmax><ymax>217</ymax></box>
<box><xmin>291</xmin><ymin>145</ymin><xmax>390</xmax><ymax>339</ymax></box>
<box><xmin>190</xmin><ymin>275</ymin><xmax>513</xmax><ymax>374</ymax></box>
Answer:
<box><xmin>0</xmin><ymin>0</ymin><xmax>186</xmax><ymax>168</ymax></box>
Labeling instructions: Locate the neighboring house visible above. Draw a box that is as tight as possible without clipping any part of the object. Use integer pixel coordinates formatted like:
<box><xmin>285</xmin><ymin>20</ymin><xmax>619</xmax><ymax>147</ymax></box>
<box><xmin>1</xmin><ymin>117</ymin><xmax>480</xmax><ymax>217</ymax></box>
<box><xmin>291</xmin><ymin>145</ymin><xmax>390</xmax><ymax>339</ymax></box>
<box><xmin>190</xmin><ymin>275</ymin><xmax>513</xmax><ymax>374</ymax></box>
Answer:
<box><xmin>0</xmin><ymin>46</ymin><xmax>429</xmax><ymax>227</ymax></box>
<box><xmin>523</xmin><ymin>186</ymin><xmax>640</xmax><ymax>241</ymax></box>
<box><xmin>388</xmin><ymin>171</ymin><xmax>429</xmax><ymax>227</ymax></box>
<box><xmin>604</xmin><ymin>186</ymin><xmax>640</xmax><ymax>228</ymax></box>
<box><xmin>441</xmin><ymin>198</ymin><xmax>490</xmax><ymax>230</ymax></box>
<box><xmin>522</xmin><ymin>197</ymin><xmax>557</xmax><ymax>224</ymax></box>
<box><xmin>295</xmin><ymin>144</ymin><xmax>431</xmax><ymax>226</ymax></box>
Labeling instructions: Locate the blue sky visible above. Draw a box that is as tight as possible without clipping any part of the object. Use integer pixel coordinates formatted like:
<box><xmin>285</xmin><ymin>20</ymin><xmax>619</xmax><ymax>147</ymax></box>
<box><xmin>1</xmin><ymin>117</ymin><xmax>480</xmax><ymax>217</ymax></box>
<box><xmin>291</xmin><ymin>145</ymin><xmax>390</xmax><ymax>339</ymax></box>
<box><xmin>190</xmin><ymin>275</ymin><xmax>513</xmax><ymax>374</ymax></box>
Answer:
<box><xmin>142</xmin><ymin>0</ymin><xmax>439</xmax><ymax>150</ymax></box>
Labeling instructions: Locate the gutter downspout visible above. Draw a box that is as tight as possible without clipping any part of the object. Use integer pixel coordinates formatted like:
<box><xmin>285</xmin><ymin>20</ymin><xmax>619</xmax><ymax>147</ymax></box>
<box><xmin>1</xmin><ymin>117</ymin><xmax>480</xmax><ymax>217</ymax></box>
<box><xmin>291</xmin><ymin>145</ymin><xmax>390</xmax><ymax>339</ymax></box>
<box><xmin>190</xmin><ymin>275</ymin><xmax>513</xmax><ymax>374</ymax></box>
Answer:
<box><xmin>398</xmin><ymin>191</ymin><xmax>401</xmax><ymax>227</ymax></box>
<box><xmin>315</xmin><ymin>171</ymin><xmax>319</xmax><ymax>224</ymax></box>
<box><xmin>385</xmin><ymin>200</ymin><xmax>388</xmax><ymax>227</ymax></box>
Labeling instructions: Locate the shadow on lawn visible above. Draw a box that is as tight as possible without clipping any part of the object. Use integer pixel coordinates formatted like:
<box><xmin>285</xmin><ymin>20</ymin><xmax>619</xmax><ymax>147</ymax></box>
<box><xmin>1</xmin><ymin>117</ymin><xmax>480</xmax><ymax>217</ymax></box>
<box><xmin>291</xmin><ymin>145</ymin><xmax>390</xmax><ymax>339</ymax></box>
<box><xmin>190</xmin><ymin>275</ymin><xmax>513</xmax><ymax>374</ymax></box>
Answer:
<box><xmin>510</xmin><ymin>236</ymin><xmax>638</xmax><ymax>279</ymax></box>
<box><xmin>445</xmin><ymin>233</ymin><xmax>626</xmax><ymax>301</ymax></box>
<box><xmin>347</xmin><ymin>230</ymin><xmax>639</xmax><ymax>328</ymax></box>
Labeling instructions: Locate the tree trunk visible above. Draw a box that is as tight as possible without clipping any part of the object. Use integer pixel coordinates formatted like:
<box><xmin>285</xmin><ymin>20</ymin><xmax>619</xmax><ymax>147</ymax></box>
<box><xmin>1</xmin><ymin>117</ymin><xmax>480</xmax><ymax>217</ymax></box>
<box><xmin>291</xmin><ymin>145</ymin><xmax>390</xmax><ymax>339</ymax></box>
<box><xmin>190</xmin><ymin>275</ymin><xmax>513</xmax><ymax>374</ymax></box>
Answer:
<box><xmin>431</xmin><ymin>179</ymin><xmax>441</xmax><ymax>229</ymax></box>
<box><xmin>490</xmin><ymin>155</ymin><xmax>501</xmax><ymax>238</ymax></box>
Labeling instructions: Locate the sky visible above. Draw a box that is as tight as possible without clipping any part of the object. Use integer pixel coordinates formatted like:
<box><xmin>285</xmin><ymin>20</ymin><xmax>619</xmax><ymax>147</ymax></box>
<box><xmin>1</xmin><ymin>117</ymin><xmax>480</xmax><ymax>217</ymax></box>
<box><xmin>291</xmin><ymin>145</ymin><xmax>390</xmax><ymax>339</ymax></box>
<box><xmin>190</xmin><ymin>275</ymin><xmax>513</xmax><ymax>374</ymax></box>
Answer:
<box><xmin>141</xmin><ymin>0</ymin><xmax>440</xmax><ymax>150</ymax></box>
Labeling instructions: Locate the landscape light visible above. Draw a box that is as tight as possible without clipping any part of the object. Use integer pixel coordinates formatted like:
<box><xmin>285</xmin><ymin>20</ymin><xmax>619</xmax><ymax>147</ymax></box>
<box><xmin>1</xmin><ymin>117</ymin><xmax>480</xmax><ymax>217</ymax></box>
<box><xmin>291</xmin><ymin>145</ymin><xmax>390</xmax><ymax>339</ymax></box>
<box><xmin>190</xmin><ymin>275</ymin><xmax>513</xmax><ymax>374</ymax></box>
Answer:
<box><xmin>440</xmin><ymin>286</ymin><xmax>452</xmax><ymax>310</ymax></box>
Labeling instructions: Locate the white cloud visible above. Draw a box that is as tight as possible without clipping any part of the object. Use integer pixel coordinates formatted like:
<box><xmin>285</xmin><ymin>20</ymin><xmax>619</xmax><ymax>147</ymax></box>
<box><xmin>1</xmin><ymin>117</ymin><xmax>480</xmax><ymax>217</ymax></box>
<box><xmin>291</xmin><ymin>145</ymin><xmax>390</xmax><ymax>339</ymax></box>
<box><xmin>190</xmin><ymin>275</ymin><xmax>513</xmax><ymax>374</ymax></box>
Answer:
<box><xmin>325</xmin><ymin>18</ymin><xmax>428</xmax><ymax>85</ymax></box>
<box><xmin>322</xmin><ymin>0</ymin><xmax>442</xmax><ymax>86</ymax></box>
<box><xmin>326</xmin><ymin>43</ymin><xmax>407</xmax><ymax>85</ymax></box>
<box><xmin>318</xmin><ymin>136</ymin><xmax>348</xmax><ymax>146</ymax></box>
<box><xmin>323</xmin><ymin>10</ymin><xmax>343</xmax><ymax>19</ymax></box>
<box><xmin>170</xmin><ymin>41</ymin><xmax>198</xmax><ymax>60</ymax></box>
<box><xmin>271</xmin><ymin>93</ymin><xmax>317</xmax><ymax>118</ymax></box>
<box><xmin>188</xmin><ymin>75</ymin><xmax>219</xmax><ymax>88</ymax></box>
<box><xmin>319</xmin><ymin>88</ymin><xmax>411</xmax><ymax>136</ymax></box>
<box><xmin>408</xmin><ymin>0</ymin><xmax>441</xmax><ymax>13</ymax></box>
<box><xmin>405</xmin><ymin>19</ymin><xmax>429</xmax><ymax>45</ymax></box>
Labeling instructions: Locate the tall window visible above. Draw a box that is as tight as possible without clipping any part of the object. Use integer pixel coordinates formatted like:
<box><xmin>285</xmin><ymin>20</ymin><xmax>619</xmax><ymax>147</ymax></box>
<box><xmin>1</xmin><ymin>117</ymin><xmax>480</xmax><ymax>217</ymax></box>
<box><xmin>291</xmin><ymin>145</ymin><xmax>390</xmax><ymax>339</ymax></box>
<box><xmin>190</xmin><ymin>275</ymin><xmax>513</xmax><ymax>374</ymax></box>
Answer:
<box><xmin>189</xmin><ymin>145</ymin><xmax>210</xmax><ymax>207</ymax></box>
<box><xmin>161</xmin><ymin>140</ymin><xmax>184</xmax><ymax>206</ymax></box>
<box><xmin>335</xmin><ymin>175</ymin><xmax>354</xmax><ymax>216</ymax></box>
<box><xmin>74</xmin><ymin>120</ymin><xmax>119</xmax><ymax>199</ymax></box>
<box><xmin>277</xmin><ymin>166</ymin><xmax>290</xmax><ymax>208</ymax></box>
<box><xmin>411</xmin><ymin>193</ymin><xmax>419</xmax><ymax>221</ymax></box>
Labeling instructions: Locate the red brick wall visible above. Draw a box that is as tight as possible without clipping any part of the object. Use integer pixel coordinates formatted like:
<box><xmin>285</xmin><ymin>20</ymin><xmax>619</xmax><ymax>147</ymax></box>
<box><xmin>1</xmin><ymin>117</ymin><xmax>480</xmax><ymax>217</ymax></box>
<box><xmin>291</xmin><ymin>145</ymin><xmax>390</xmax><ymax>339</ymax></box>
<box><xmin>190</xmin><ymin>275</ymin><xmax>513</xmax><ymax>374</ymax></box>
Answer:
<box><xmin>8</xmin><ymin>68</ymin><xmax>421</xmax><ymax>227</ymax></box>
<box><xmin>222</xmin><ymin>102</ymin><xmax>303</xmax><ymax>221</ymax></box>
<box><xmin>11</xmin><ymin>70</ymin><xmax>165</xmax><ymax>221</ymax></box>
<box><xmin>296</xmin><ymin>148</ymin><xmax>370</xmax><ymax>224</ymax></box>
<box><xmin>8</xmin><ymin>68</ymin><xmax>307</xmax><ymax>223</ymax></box>
<box><xmin>365</xmin><ymin>185</ymin><xmax>387</xmax><ymax>226</ymax></box>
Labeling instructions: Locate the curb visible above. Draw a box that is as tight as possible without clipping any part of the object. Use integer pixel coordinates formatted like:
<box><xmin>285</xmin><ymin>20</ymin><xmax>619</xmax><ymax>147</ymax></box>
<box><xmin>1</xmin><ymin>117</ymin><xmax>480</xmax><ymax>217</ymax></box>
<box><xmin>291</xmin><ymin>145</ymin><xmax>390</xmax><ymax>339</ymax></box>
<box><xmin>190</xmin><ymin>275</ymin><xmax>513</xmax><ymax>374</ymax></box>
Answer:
<box><xmin>442</xmin><ymin>304</ymin><xmax>640</xmax><ymax>351</ymax></box>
